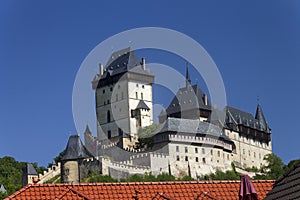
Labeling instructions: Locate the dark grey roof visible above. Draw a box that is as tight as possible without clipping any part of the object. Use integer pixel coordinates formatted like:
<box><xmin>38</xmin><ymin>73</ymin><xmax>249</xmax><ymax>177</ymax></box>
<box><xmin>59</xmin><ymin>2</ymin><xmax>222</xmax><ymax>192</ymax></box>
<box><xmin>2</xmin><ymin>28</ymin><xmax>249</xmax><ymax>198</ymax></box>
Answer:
<box><xmin>136</xmin><ymin>100</ymin><xmax>150</xmax><ymax>110</ymax></box>
<box><xmin>255</xmin><ymin>104</ymin><xmax>268</xmax><ymax>131</ymax></box>
<box><xmin>61</xmin><ymin>135</ymin><xmax>93</xmax><ymax>161</ymax></box>
<box><xmin>265</xmin><ymin>162</ymin><xmax>300</xmax><ymax>200</ymax></box>
<box><xmin>101</xmin><ymin>47</ymin><xmax>153</xmax><ymax>78</ymax></box>
<box><xmin>24</xmin><ymin>163</ymin><xmax>38</xmax><ymax>175</ymax></box>
<box><xmin>164</xmin><ymin>84</ymin><xmax>211</xmax><ymax>116</ymax></box>
<box><xmin>225</xmin><ymin>106</ymin><xmax>270</xmax><ymax>133</ymax></box>
<box><xmin>155</xmin><ymin>117</ymin><xmax>232</xmax><ymax>141</ymax></box>
<box><xmin>185</xmin><ymin>66</ymin><xmax>191</xmax><ymax>86</ymax></box>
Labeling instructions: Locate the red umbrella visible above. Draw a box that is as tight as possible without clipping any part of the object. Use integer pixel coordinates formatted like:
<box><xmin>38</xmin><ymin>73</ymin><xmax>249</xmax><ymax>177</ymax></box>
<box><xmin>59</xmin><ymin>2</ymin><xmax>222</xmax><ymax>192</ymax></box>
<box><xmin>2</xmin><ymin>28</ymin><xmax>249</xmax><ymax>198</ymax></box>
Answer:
<box><xmin>239</xmin><ymin>174</ymin><xmax>258</xmax><ymax>200</ymax></box>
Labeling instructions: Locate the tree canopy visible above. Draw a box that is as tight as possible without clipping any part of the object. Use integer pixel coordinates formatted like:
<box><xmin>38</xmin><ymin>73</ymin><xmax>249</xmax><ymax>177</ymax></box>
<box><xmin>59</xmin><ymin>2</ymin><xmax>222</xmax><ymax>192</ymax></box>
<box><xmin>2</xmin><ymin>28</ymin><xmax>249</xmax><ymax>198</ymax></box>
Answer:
<box><xmin>0</xmin><ymin>156</ymin><xmax>45</xmax><ymax>198</ymax></box>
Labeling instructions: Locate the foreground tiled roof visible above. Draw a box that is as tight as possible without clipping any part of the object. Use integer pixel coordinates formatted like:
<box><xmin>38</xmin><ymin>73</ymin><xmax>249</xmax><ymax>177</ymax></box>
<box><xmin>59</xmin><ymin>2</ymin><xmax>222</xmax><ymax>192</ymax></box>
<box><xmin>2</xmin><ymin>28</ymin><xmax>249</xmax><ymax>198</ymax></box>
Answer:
<box><xmin>6</xmin><ymin>180</ymin><xmax>274</xmax><ymax>200</ymax></box>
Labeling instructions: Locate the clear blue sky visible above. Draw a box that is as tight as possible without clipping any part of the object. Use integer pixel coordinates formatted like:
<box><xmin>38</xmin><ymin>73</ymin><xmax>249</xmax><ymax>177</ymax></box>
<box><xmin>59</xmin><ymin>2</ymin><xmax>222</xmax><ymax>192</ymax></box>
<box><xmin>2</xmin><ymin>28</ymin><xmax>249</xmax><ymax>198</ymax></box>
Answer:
<box><xmin>0</xmin><ymin>1</ymin><xmax>299</xmax><ymax>167</ymax></box>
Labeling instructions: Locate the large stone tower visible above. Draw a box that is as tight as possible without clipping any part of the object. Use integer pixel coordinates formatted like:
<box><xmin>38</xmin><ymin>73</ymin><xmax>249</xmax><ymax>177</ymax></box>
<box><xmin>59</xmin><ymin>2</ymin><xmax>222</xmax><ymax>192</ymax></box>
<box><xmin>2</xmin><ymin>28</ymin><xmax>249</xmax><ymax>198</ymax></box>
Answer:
<box><xmin>92</xmin><ymin>48</ymin><xmax>154</xmax><ymax>148</ymax></box>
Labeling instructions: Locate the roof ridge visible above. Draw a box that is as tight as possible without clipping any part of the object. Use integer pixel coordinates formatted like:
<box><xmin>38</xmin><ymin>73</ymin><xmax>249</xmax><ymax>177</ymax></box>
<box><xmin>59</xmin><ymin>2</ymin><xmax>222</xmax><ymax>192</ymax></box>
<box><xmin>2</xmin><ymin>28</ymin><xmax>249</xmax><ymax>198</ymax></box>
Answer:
<box><xmin>68</xmin><ymin>186</ymin><xmax>92</xmax><ymax>200</ymax></box>
<box><xmin>55</xmin><ymin>186</ymin><xmax>72</xmax><ymax>200</ymax></box>
<box><xmin>5</xmin><ymin>184</ymin><xmax>33</xmax><ymax>199</ymax></box>
<box><xmin>195</xmin><ymin>191</ymin><xmax>219</xmax><ymax>200</ymax></box>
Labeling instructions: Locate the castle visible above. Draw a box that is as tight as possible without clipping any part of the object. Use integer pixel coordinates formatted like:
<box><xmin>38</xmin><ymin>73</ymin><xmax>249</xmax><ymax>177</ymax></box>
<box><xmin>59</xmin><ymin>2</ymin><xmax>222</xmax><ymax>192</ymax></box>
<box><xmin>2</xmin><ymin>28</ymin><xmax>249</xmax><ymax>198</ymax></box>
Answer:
<box><xmin>59</xmin><ymin>47</ymin><xmax>272</xmax><ymax>183</ymax></box>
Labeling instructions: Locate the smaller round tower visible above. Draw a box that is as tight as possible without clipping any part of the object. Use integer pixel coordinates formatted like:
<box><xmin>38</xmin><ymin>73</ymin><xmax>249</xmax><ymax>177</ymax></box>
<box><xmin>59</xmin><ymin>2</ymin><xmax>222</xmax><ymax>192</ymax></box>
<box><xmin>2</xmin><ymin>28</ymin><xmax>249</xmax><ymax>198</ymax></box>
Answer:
<box><xmin>60</xmin><ymin>135</ymin><xmax>93</xmax><ymax>183</ymax></box>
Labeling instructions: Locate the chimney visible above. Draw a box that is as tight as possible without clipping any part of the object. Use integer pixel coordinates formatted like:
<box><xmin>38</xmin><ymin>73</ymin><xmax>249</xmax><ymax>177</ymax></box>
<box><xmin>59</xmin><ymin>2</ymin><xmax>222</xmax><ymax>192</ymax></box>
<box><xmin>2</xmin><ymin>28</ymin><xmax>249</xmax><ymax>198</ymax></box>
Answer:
<box><xmin>99</xmin><ymin>63</ymin><xmax>103</xmax><ymax>75</ymax></box>
<box><xmin>142</xmin><ymin>57</ymin><xmax>146</xmax><ymax>70</ymax></box>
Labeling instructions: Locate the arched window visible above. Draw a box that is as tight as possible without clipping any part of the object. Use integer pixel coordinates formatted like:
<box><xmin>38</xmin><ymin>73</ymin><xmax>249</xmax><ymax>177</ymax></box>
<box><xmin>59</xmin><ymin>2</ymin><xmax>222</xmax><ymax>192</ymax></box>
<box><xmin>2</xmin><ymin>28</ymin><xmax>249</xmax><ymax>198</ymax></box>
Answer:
<box><xmin>107</xmin><ymin>110</ymin><xmax>111</xmax><ymax>122</ymax></box>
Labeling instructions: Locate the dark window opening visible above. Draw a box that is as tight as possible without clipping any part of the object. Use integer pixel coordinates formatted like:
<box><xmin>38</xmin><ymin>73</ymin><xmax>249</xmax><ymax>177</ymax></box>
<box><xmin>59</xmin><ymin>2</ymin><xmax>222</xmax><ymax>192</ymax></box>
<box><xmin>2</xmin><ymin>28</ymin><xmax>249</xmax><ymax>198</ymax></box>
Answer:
<box><xmin>118</xmin><ymin>128</ymin><xmax>123</xmax><ymax>136</ymax></box>
<box><xmin>107</xmin><ymin>110</ymin><xmax>111</xmax><ymax>122</ymax></box>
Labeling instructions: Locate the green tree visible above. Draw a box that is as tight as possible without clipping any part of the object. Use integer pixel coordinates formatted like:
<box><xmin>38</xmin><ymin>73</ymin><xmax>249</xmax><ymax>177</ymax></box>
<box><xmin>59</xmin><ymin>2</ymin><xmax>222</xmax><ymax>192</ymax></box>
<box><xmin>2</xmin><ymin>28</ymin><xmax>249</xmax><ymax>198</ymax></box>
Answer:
<box><xmin>156</xmin><ymin>173</ymin><xmax>176</xmax><ymax>181</ymax></box>
<box><xmin>179</xmin><ymin>175</ymin><xmax>194</xmax><ymax>181</ymax></box>
<box><xmin>135</xmin><ymin>124</ymin><xmax>161</xmax><ymax>150</ymax></box>
<box><xmin>143</xmin><ymin>172</ymin><xmax>156</xmax><ymax>182</ymax></box>
<box><xmin>127</xmin><ymin>174</ymin><xmax>144</xmax><ymax>182</ymax></box>
<box><xmin>0</xmin><ymin>156</ymin><xmax>26</xmax><ymax>197</ymax></box>
<box><xmin>254</xmin><ymin>153</ymin><xmax>285</xmax><ymax>180</ymax></box>
<box><xmin>283</xmin><ymin>159</ymin><xmax>300</xmax><ymax>173</ymax></box>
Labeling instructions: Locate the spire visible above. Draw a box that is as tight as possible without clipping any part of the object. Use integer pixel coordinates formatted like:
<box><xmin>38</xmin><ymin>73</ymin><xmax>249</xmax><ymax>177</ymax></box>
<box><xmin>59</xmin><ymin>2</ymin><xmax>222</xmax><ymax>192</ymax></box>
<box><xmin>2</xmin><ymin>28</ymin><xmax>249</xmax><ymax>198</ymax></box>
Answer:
<box><xmin>84</xmin><ymin>125</ymin><xmax>92</xmax><ymax>134</ymax></box>
<box><xmin>186</xmin><ymin>64</ymin><xmax>191</xmax><ymax>87</ymax></box>
<box><xmin>61</xmin><ymin>135</ymin><xmax>93</xmax><ymax>161</ymax></box>
<box><xmin>255</xmin><ymin>103</ymin><xmax>268</xmax><ymax>131</ymax></box>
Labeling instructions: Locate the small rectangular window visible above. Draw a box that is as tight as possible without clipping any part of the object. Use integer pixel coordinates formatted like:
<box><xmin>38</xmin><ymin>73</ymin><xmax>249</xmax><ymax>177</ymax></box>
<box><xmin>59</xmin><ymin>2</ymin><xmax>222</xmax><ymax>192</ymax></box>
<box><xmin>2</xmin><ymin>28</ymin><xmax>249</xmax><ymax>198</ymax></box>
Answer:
<box><xmin>210</xmin><ymin>149</ymin><xmax>213</xmax><ymax>155</ymax></box>
<box><xmin>202</xmin><ymin>158</ymin><xmax>206</xmax><ymax>163</ymax></box>
<box><xmin>108</xmin><ymin>130</ymin><xmax>111</xmax><ymax>139</ymax></box>
<box><xmin>185</xmin><ymin>147</ymin><xmax>188</xmax><ymax>153</ymax></box>
<box><xmin>176</xmin><ymin>146</ymin><xmax>179</xmax><ymax>152</ymax></box>
<box><xmin>136</xmin><ymin>92</ymin><xmax>138</xmax><ymax>99</ymax></box>
<box><xmin>141</xmin><ymin>93</ymin><xmax>143</xmax><ymax>100</ymax></box>
<box><xmin>195</xmin><ymin>157</ymin><xmax>198</xmax><ymax>162</ymax></box>
<box><xmin>202</xmin><ymin>148</ymin><xmax>205</xmax><ymax>154</ymax></box>
<box><xmin>195</xmin><ymin>148</ymin><xmax>198</xmax><ymax>153</ymax></box>
<box><xmin>176</xmin><ymin>155</ymin><xmax>180</xmax><ymax>161</ymax></box>
<box><xmin>218</xmin><ymin>151</ymin><xmax>220</xmax><ymax>157</ymax></box>
<box><xmin>185</xmin><ymin>156</ymin><xmax>188</xmax><ymax>161</ymax></box>
<box><xmin>103</xmin><ymin>89</ymin><xmax>105</xmax><ymax>94</ymax></box>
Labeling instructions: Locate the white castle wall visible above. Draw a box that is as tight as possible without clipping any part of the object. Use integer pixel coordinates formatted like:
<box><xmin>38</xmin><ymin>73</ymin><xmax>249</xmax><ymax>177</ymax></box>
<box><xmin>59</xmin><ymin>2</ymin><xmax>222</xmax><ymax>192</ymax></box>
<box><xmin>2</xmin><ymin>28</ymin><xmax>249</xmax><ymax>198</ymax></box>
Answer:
<box><xmin>224</xmin><ymin>129</ymin><xmax>272</xmax><ymax>169</ymax></box>
<box><xmin>37</xmin><ymin>163</ymin><xmax>61</xmax><ymax>184</ymax></box>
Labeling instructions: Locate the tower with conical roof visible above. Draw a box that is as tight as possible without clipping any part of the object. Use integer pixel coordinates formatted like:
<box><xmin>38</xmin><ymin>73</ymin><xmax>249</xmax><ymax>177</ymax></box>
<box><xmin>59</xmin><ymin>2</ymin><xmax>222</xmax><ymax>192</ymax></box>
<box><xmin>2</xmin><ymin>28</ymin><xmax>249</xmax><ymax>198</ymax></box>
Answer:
<box><xmin>92</xmin><ymin>47</ymin><xmax>154</xmax><ymax>148</ymax></box>
<box><xmin>255</xmin><ymin>103</ymin><xmax>270</xmax><ymax>133</ymax></box>
<box><xmin>60</xmin><ymin>135</ymin><xmax>94</xmax><ymax>183</ymax></box>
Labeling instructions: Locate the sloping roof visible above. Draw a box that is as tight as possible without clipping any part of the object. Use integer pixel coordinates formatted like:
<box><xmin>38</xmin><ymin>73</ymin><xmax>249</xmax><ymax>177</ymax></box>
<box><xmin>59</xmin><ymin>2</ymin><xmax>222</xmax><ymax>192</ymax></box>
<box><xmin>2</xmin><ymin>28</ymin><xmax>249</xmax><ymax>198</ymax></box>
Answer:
<box><xmin>255</xmin><ymin>104</ymin><xmax>268</xmax><ymax>131</ymax></box>
<box><xmin>102</xmin><ymin>47</ymin><xmax>153</xmax><ymax>77</ymax></box>
<box><xmin>164</xmin><ymin>84</ymin><xmax>211</xmax><ymax>116</ymax></box>
<box><xmin>136</xmin><ymin>100</ymin><xmax>150</xmax><ymax>110</ymax></box>
<box><xmin>24</xmin><ymin>163</ymin><xmax>38</xmax><ymax>175</ymax></box>
<box><xmin>225</xmin><ymin>106</ymin><xmax>270</xmax><ymax>133</ymax></box>
<box><xmin>61</xmin><ymin>135</ymin><xmax>93</xmax><ymax>161</ymax></box>
<box><xmin>6</xmin><ymin>180</ymin><xmax>274</xmax><ymax>200</ymax></box>
<box><xmin>156</xmin><ymin>118</ymin><xmax>232</xmax><ymax>142</ymax></box>
<box><xmin>265</xmin><ymin>162</ymin><xmax>300</xmax><ymax>200</ymax></box>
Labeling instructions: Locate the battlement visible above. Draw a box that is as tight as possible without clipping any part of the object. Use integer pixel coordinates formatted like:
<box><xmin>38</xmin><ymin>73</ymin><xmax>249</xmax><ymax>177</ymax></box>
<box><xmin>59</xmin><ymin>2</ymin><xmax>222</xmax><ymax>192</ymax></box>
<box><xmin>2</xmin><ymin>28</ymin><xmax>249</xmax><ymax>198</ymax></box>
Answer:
<box><xmin>38</xmin><ymin>162</ymin><xmax>61</xmax><ymax>184</ymax></box>
<box><xmin>129</xmin><ymin>152</ymin><xmax>168</xmax><ymax>160</ymax></box>
<box><xmin>101</xmin><ymin>156</ymin><xmax>151</xmax><ymax>172</ymax></box>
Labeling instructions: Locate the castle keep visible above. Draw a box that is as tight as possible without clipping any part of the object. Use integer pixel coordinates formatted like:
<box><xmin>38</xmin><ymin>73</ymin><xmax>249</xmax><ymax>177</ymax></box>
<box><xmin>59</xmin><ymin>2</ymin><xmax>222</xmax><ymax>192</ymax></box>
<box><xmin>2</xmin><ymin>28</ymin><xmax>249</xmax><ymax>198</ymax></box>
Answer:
<box><xmin>61</xmin><ymin>48</ymin><xmax>272</xmax><ymax>182</ymax></box>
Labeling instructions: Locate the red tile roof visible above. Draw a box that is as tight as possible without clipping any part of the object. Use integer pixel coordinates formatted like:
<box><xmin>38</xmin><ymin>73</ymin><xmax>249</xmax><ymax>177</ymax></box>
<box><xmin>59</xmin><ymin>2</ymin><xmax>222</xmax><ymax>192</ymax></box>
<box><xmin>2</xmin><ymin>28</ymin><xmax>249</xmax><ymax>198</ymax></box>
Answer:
<box><xmin>5</xmin><ymin>180</ymin><xmax>274</xmax><ymax>200</ymax></box>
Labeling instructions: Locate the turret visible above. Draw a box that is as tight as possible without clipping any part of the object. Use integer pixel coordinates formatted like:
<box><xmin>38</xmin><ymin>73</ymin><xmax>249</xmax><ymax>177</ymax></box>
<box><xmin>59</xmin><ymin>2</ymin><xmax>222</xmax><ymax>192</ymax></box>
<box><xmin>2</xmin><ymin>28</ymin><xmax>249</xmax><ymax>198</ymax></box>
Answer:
<box><xmin>22</xmin><ymin>163</ymin><xmax>38</xmax><ymax>186</ymax></box>
<box><xmin>60</xmin><ymin>135</ymin><xmax>93</xmax><ymax>183</ymax></box>
<box><xmin>255</xmin><ymin>104</ymin><xmax>269</xmax><ymax>133</ymax></box>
